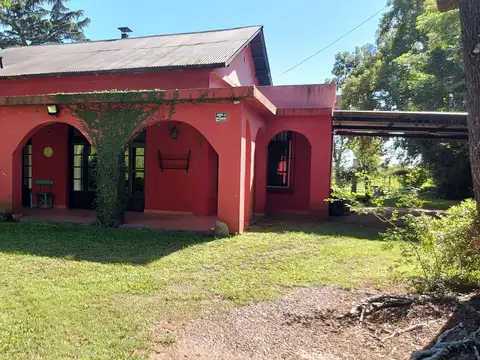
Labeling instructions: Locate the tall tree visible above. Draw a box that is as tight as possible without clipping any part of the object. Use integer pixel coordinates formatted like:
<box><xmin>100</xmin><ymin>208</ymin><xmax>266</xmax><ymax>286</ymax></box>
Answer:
<box><xmin>0</xmin><ymin>0</ymin><xmax>90</xmax><ymax>49</ymax></box>
<box><xmin>457</xmin><ymin>0</ymin><xmax>480</xmax><ymax>208</ymax></box>
<box><xmin>435</xmin><ymin>0</ymin><xmax>480</xmax><ymax>206</ymax></box>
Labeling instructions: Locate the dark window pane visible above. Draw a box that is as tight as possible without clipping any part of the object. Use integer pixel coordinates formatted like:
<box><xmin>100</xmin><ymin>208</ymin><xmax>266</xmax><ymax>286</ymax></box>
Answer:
<box><xmin>133</xmin><ymin>130</ymin><xmax>146</xmax><ymax>142</ymax></box>
<box><xmin>88</xmin><ymin>168</ymin><xmax>96</xmax><ymax>191</ymax></box>
<box><xmin>267</xmin><ymin>140</ymin><xmax>291</xmax><ymax>188</ymax></box>
<box><xmin>73</xmin><ymin>128</ymin><xmax>83</xmax><ymax>137</ymax></box>
<box><xmin>132</xmin><ymin>172</ymin><xmax>145</xmax><ymax>194</ymax></box>
<box><xmin>88</xmin><ymin>154</ymin><xmax>97</xmax><ymax>167</ymax></box>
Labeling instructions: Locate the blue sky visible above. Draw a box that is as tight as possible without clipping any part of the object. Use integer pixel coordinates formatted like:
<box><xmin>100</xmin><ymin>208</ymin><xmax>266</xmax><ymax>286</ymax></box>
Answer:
<box><xmin>71</xmin><ymin>0</ymin><xmax>387</xmax><ymax>85</ymax></box>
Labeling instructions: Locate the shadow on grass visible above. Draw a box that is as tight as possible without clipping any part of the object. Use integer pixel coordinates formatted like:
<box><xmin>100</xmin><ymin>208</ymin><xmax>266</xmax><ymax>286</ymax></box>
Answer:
<box><xmin>0</xmin><ymin>222</ymin><xmax>214</xmax><ymax>265</ymax></box>
<box><xmin>248</xmin><ymin>216</ymin><xmax>384</xmax><ymax>241</ymax></box>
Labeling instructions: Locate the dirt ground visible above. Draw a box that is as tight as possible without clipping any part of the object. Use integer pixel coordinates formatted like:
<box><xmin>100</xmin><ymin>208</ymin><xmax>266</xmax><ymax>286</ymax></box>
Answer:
<box><xmin>151</xmin><ymin>286</ymin><xmax>480</xmax><ymax>360</ymax></box>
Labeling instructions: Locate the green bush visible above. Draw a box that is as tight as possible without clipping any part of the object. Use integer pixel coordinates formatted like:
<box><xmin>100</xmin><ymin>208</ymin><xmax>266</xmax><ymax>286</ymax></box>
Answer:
<box><xmin>0</xmin><ymin>210</ymin><xmax>16</xmax><ymax>222</ymax></box>
<box><xmin>384</xmin><ymin>199</ymin><xmax>480</xmax><ymax>292</ymax></box>
<box><xmin>398</xmin><ymin>167</ymin><xmax>429</xmax><ymax>189</ymax></box>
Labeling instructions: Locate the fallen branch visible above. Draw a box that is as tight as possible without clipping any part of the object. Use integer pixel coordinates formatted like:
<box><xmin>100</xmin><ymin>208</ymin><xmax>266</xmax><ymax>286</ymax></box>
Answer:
<box><xmin>381</xmin><ymin>322</ymin><xmax>431</xmax><ymax>342</ymax></box>
<box><xmin>348</xmin><ymin>294</ymin><xmax>443</xmax><ymax>323</ymax></box>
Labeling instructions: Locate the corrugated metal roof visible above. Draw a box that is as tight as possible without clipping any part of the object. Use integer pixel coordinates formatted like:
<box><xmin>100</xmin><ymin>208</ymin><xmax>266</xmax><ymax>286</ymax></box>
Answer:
<box><xmin>0</xmin><ymin>26</ymin><xmax>270</xmax><ymax>81</ymax></box>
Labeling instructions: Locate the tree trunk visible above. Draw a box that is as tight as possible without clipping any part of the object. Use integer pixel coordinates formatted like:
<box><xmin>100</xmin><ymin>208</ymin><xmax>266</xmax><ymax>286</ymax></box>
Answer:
<box><xmin>459</xmin><ymin>0</ymin><xmax>480</xmax><ymax>211</ymax></box>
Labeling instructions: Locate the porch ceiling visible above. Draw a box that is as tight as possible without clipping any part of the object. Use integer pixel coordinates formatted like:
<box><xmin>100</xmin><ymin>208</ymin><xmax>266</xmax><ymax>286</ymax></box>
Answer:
<box><xmin>0</xmin><ymin>86</ymin><xmax>277</xmax><ymax>115</ymax></box>
<box><xmin>333</xmin><ymin>110</ymin><xmax>468</xmax><ymax>139</ymax></box>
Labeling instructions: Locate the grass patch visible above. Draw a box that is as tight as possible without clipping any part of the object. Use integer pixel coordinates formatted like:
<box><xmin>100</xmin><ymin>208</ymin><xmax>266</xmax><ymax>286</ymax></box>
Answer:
<box><xmin>157</xmin><ymin>331</ymin><xmax>177</xmax><ymax>346</ymax></box>
<box><xmin>0</xmin><ymin>221</ymin><xmax>409</xmax><ymax>359</ymax></box>
<box><xmin>383</xmin><ymin>196</ymin><xmax>462</xmax><ymax>210</ymax></box>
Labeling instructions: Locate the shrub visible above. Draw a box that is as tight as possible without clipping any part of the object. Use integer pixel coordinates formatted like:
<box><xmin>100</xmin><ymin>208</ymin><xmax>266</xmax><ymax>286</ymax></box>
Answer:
<box><xmin>384</xmin><ymin>199</ymin><xmax>480</xmax><ymax>292</ymax></box>
<box><xmin>398</xmin><ymin>167</ymin><xmax>429</xmax><ymax>189</ymax></box>
<box><xmin>330</xmin><ymin>186</ymin><xmax>480</xmax><ymax>292</ymax></box>
<box><xmin>0</xmin><ymin>210</ymin><xmax>16</xmax><ymax>222</ymax></box>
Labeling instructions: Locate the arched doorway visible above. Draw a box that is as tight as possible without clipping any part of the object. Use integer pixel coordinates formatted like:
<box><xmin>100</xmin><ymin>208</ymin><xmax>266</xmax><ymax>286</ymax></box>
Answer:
<box><xmin>265</xmin><ymin>130</ymin><xmax>312</xmax><ymax>214</ymax></box>
<box><xmin>131</xmin><ymin>120</ymin><xmax>219</xmax><ymax>216</ymax></box>
<box><xmin>15</xmin><ymin>123</ymin><xmax>94</xmax><ymax>210</ymax></box>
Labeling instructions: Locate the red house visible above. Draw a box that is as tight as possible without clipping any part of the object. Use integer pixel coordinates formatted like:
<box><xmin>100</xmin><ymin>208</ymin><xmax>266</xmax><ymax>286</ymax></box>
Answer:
<box><xmin>0</xmin><ymin>26</ymin><xmax>336</xmax><ymax>233</ymax></box>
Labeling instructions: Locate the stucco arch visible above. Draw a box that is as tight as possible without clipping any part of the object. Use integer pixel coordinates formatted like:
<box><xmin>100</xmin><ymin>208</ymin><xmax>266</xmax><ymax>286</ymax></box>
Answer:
<box><xmin>265</xmin><ymin>129</ymin><xmax>312</xmax><ymax>215</ymax></box>
<box><xmin>267</xmin><ymin>128</ymin><xmax>312</xmax><ymax>146</ymax></box>
<box><xmin>13</xmin><ymin>120</ymin><xmax>91</xmax><ymax>158</ymax></box>
<box><xmin>137</xmin><ymin>103</ymin><xmax>238</xmax><ymax>156</ymax></box>
<box><xmin>8</xmin><ymin>113</ymin><xmax>90</xmax><ymax>213</ymax></box>
<box><xmin>131</xmin><ymin>118</ymin><xmax>219</xmax><ymax>156</ymax></box>
<box><xmin>128</xmin><ymin>118</ymin><xmax>219</xmax><ymax>217</ymax></box>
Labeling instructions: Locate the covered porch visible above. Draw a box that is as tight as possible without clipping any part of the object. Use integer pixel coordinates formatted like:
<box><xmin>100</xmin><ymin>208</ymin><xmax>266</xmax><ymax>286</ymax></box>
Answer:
<box><xmin>0</xmin><ymin>85</ymin><xmax>337</xmax><ymax>233</ymax></box>
<box><xmin>20</xmin><ymin>208</ymin><xmax>218</xmax><ymax>232</ymax></box>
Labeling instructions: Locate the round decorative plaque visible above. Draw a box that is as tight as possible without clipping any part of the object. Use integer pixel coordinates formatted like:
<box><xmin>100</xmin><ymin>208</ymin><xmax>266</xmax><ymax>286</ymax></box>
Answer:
<box><xmin>44</xmin><ymin>147</ymin><xmax>53</xmax><ymax>158</ymax></box>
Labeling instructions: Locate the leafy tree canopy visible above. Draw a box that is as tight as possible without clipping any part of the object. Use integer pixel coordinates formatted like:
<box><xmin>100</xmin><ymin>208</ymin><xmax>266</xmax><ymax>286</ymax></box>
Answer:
<box><xmin>0</xmin><ymin>0</ymin><xmax>90</xmax><ymax>49</ymax></box>
<box><xmin>329</xmin><ymin>0</ymin><xmax>471</xmax><ymax>199</ymax></box>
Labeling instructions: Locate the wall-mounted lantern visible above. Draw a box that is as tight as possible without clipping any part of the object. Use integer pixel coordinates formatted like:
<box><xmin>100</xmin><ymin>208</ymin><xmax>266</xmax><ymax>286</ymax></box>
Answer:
<box><xmin>46</xmin><ymin>104</ymin><xmax>59</xmax><ymax>116</ymax></box>
<box><xmin>170</xmin><ymin>125</ymin><xmax>179</xmax><ymax>140</ymax></box>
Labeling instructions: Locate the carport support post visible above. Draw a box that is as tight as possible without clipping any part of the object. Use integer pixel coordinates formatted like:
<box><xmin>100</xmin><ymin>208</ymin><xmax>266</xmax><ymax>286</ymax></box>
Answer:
<box><xmin>217</xmin><ymin>118</ymin><xmax>247</xmax><ymax>234</ymax></box>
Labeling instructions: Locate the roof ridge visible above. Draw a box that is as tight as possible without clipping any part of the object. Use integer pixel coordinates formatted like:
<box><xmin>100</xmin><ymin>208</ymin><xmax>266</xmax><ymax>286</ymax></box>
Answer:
<box><xmin>5</xmin><ymin>38</ymin><xmax>255</xmax><ymax>57</ymax></box>
<box><xmin>1</xmin><ymin>25</ymin><xmax>263</xmax><ymax>51</ymax></box>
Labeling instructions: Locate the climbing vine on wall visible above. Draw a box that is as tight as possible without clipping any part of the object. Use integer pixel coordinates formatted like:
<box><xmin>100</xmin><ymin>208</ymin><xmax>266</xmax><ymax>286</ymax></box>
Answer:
<box><xmin>53</xmin><ymin>88</ymin><xmax>251</xmax><ymax>227</ymax></box>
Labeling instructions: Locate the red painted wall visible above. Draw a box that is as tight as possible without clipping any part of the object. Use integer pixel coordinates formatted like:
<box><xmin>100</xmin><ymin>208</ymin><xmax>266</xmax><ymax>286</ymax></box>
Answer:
<box><xmin>264</xmin><ymin>114</ymin><xmax>333</xmax><ymax>218</ymax></box>
<box><xmin>266</xmin><ymin>133</ymin><xmax>311</xmax><ymax>213</ymax></box>
<box><xmin>0</xmin><ymin>70</ymin><xmax>211</xmax><ymax>96</ymax></box>
<box><xmin>214</xmin><ymin>46</ymin><xmax>259</xmax><ymax>86</ymax></box>
<box><xmin>257</xmin><ymin>84</ymin><xmax>337</xmax><ymax>108</ymax></box>
<box><xmin>31</xmin><ymin>123</ymin><xmax>69</xmax><ymax>207</ymax></box>
<box><xmin>144</xmin><ymin>122</ymin><xmax>218</xmax><ymax>216</ymax></box>
<box><xmin>207</xmin><ymin>145</ymin><xmax>219</xmax><ymax>215</ymax></box>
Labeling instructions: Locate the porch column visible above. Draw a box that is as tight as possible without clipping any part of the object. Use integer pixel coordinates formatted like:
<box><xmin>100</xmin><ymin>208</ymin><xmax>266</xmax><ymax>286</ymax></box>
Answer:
<box><xmin>0</xmin><ymin>153</ymin><xmax>18</xmax><ymax>213</ymax></box>
<box><xmin>217</xmin><ymin>119</ymin><xmax>246</xmax><ymax>234</ymax></box>
<box><xmin>309</xmin><ymin>134</ymin><xmax>333</xmax><ymax>218</ymax></box>
<box><xmin>253</xmin><ymin>134</ymin><xmax>267</xmax><ymax>216</ymax></box>
<box><xmin>244</xmin><ymin>134</ymin><xmax>252</xmax><ymax>227</ymax></box>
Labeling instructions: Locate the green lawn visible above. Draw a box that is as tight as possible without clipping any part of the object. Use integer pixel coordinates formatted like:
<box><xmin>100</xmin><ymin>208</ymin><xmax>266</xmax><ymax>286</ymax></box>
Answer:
<box><xmin>382</xmin><ymin>196</ymin><xmax>462</xmax><ymax>210</ymax></box>
<box><xmin>0</xmin><ymin>222</ymin><xmax>408</xmax><ymax>359</ymax></box>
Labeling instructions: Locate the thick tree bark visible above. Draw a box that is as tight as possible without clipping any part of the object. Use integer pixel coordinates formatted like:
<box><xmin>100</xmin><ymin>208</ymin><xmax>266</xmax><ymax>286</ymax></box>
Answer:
<box><xmin>458</xmin><ymin>0</ymin><xmax>480</xmax><ymax>210</ymax></box>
